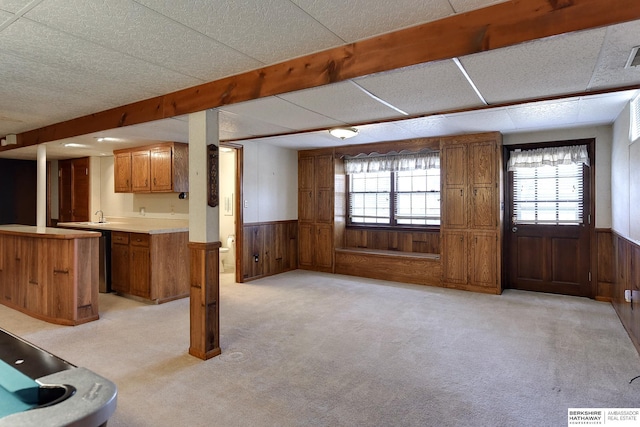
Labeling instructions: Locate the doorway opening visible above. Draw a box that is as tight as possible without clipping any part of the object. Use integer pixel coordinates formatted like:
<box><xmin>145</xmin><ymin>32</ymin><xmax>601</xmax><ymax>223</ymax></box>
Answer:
<box><xmin>219</xmin><ymin>143</ymin><xmax>243</xmax><ymax>282</ymax></box>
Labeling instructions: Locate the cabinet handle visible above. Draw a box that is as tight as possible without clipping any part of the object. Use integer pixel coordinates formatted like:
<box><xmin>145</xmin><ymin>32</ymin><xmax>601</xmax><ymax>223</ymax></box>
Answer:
<box><xmin>460</xmin><ymin>236</ymin><xmax>463</xmax><ymax>242</ymax></box>
<box><xmin>153</xmin><ymin>178</ymin><xmax>157</xmax><ymax>185</ymax></box>
<box><xmin>460</xmin><ymin>189</ymin><xmax>463</xmax><ymax>196</ymax></box>
<box><xmin>53</xmin><ymin>269</ymin><xmax>69</xmax><ymax>275</ymax></box>
<box><xmin>474</xmin><ymin>189</ymin><xmax>477</xmax><ymax>196</ymax></box>
<box><xmin>29</xmin><ymin>280</ymin><xmax>38</xmax><ymax>285</ymax></box>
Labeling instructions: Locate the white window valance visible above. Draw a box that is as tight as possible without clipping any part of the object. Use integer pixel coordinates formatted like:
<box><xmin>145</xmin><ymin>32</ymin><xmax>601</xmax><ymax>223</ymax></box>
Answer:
<box><xmin>344</xmin><ymin>150</ymin><xmax>440</xmax><ymax>174</ymax></box>
<box><xmin>507</xmin><ymin>145</ymin><xmax>590</xmax><ymax>171</ymax></box>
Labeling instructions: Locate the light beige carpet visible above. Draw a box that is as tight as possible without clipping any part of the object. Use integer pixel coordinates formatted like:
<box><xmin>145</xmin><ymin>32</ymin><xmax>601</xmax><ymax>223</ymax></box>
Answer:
<box><xmin>2</xmin><ymin>270</ymin><xmax>639</xmax><ymax>426</ymax></box>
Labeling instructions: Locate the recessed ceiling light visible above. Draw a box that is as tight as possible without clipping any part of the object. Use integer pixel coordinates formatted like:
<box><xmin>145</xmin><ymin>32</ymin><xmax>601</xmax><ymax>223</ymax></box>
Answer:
<box><xmin>95</xmin><ymin>137</ymin><xmax>120</xmax><ymax>142</ymax></box>
<box><xmin>63</xmin><ymin>143</ymin><xmax>85</xmax><ymax>148</ymax></box>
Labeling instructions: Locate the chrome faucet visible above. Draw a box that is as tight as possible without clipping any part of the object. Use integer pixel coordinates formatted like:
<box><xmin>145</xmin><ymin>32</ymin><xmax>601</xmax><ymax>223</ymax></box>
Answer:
<box><xmin>95</xmin><ymin>210</ymin><xmax>105</xmax><ymax>223</ymax></box>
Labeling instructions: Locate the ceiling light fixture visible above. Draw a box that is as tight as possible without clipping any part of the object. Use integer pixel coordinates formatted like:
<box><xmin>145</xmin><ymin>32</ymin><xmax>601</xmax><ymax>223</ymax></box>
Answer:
<box><xmin>329</xmin><ymin>127</ymin><xmax>359</xmax><ymax>140</ymax></box>
<box><xmin>63</xmin><ymin>143</ymin><xmax>85</xmax><ymax>148</ymax></box>
<box><xmin>95</xmin><ymin>137</ymin><xmax>119</xmax><ymax>142</ymax></box>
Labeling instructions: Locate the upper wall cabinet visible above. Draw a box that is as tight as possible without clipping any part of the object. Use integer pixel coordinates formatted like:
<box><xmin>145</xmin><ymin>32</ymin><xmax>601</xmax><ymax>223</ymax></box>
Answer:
<box><xmin>113</xmin><ymin>142</ymin><xmax>189</xmax><ymax>194</ymax></box>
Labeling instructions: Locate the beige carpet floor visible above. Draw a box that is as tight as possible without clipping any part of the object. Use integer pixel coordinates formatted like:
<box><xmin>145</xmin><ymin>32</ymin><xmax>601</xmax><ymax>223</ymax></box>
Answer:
<box><xmin>2</xmin><ymin>270</ymin><xmax>640</xmax><ymax>426</ymax></box>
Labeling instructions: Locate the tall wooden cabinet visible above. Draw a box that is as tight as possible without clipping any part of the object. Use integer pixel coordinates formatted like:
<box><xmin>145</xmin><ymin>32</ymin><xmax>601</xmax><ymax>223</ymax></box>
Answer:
<box><xmin>298</xmin><ymin>151</ymin><xmax>334</xmax><ymax>272</ymax></box>
<box><xmin>441</xmin><ymin>133</ymin><xmax>503</xmax><ymax>293</ymax></box>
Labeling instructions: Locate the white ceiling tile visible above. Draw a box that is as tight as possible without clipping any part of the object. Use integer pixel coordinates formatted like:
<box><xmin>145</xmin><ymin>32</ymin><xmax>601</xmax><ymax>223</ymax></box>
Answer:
<box><xmin>248</xmin><ymin>132</ymin><xmax>340</xmax><ymax>150</ymax></box>
<box><xmin>589</xmin><ymin>20</ymin><xmax>640</xmax><ymax>90</ymax></box>
<box><xmin>460</xmin><ymin>28</ymin><xmax>607</xmax><ymax>104</ymax></box>
<box><xmin>0</xmin><ymin>0</ymin><xmax>29</xmax><ymax>13</ymax></box>
<box><xmin>291</xmin><ymin>0</ymin><xmax>453</xmax><ymax>42</ymax></box>
<box><xmin>0</xmin><ymin>19</ymin><xmax>202</xmax><ymax>96</ymax></box>
<box><xmin>24</xmin><ymin>0</ymin><xmax>263</xmax><ymax>81</ymax></box>
<box><xmin>394</xmin><ymin>115</ymin><xmax>457</xmax><ymax>137</ymax></box>
<box><xmin>577</xmin><ymin>91</ymin><xmax>637</xmax><ymax>123</ymax></box>
<box><xmin>220</xmin><ymin>97</ymin><xmax>345</xmax><ymax>131</ymax></box>
<box><xmin>0</xmin><ymin>9</ymin><xmax>12</xmax><ymax>25</ymax></box>
<box><xmin>279</xmin><ymin>81</ymin><xmax>404</xmax><ymax>123</ymax></box>
<box><xmin>507</xmin><ymin>99</ymin><xmax>581</xmax><ymax>130</ymax></box>
<box><xmin>135</xmin><ymin>0</ymin><xmax>345</xmax><ymax>64</ymax></box>
<box><xmin>355</xmin><ymin>60</ymin><xmax>484</xmax><ymax>115</ymax></box>
<box><xmin>448</xmin><ymin>0</ymin><xmax>507</xmax><ymax>13</ymax></box>
<box><xmin>218</xmin><ymin>110</ymin><xmax>293</xmax><ymax>139</ymax></box>
<box><xmin>352</xmin><ymin>122</ymin><xmax>421</xmax><ymax>144</ymax></box>
<box><xmin>443</xmin><ymin>108</ymin><xmax>516</xmax><ymax>132</ymax></box>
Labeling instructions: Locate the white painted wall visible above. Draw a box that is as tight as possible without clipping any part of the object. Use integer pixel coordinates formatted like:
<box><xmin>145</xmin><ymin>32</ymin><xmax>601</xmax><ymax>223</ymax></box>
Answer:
<box><xmin>611</xmin><ymin>102</ymin><xmax>636</xmax><ymax>243</ymax></box>
<box><xmin>240</xmin><ymin>141</ymin><xmax>298</xmax><ymax>223</ymax></box>
<box><xmin>503</xmin><ymin>125</ymin><xmax>613</xmax><ymax>229</ymax></box>
<box><xmin>98</xmin><ymin>156</ymin><xmax>189</xmax><ymax>220</ymax></box>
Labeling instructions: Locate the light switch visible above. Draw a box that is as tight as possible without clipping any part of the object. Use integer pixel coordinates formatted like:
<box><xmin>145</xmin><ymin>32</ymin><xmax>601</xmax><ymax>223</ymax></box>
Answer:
<box><xmin>244</xmin><ymin>200</ymin><xmax>248</xmax><ymax>208</ymax></box>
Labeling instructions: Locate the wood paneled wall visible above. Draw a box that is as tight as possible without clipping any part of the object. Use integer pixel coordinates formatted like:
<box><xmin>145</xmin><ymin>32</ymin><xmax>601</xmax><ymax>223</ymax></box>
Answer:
<box><xmin>595</xmin><ymin>229</ymin><xmax>615</xmax><ymax>301</ymax></box>
<box><xmin>610</xmin><ymin>231</ymin><xmax>640</xmax><ymax>354</ymax></box>
<box><xmin>343</xmin><ymin>229</ymin><xmax>440</xmax><ymax>254</ymax></box>
<box><xmin>242</xmin><ymin>220</ymin><xmax>298</xmax><ymax>281</ymax></box>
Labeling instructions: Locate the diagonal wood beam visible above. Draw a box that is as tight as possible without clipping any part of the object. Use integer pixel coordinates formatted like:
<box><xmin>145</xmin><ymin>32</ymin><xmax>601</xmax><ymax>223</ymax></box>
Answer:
<box><xmin>7</xmin><ymin>0</ymin><xmax>640</xmax><ymax>149</ymax></box>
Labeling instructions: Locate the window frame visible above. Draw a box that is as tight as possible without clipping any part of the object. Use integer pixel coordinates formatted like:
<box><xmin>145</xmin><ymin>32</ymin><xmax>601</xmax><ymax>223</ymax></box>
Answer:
<box><xmin>346</xmin><ymin>169</ymin><xmax>441</xmax><ymax>231</ymax></box>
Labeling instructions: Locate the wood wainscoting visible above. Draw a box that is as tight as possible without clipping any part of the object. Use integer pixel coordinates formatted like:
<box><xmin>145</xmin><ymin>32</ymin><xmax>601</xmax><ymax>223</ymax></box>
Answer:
<box><xmin>595</xmin><ymin>229</ymin><xmax>616</xmax><ymax>301</ymax></box>
<box><xmin>242</xmin><ymin>220</ymin><xmax>298</xmax><ymax>282</ymax></box>
<box><xmin>610</xmin><ymin>231</ymin><xmax>640</xmax><ymax>354</ymax></box>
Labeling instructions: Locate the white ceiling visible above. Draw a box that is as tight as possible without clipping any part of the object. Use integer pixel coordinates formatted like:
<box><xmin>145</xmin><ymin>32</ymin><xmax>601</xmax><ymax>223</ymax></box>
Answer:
<box><xmin>0</xmin><ymin>0</ymin><xmax>639</xmax><ymax>160</ymax></box>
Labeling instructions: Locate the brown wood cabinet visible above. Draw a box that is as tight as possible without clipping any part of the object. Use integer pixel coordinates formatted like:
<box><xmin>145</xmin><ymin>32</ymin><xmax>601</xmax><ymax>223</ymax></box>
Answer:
<box><xmin>298</xmin><ymin>151</ymin><xmax>334</xmax><ymax>272</ymax></box>
<box><xmin>114</xmin><ymin>142</ymin><xmax>188</xmax><ymax>193</ymax></box>
<box><xmin>0</xmin><ymin>227</ymin><xmax>99</xmax><ymax>325</ymax></box>
<box><xmin>59</xmin><ymin>157</ymin><xmax>90</xmax><ymax>222</ymax></box>
<box><xmin>440</xmin><ymin>133</ymin><xmax>503</xmax><ymax>293</ymax></box>
<box><xmin>111</xmin><ymin>231</ymin><xmax>189</xmax><ymax>303</ymax></box>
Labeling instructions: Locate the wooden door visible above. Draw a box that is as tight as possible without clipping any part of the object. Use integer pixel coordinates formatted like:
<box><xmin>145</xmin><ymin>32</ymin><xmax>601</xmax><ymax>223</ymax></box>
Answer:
<box><xmin>58</xmin><ymin>160</ymin><xmax>73</xmax><ymax>222</ymax></box>
<box><xmin>71</xmin><ymin>157</ymin><xmax>90</xmax><ymax>222</ymax></box>
<box><xmin>505</xmin><ymin>143</ymin><xmax>592</xmax><ymax>297</ymax></box>
<box><xmin>114</xmin><ymin>152</ymin><xmax>132</xmax><ymax>192</ymax></box>
<box><xmin>131</xmin><ymin>149</ymin><xmax>151</xmax><ymax>192</ymax></box>
<box><xmin>150</xmin><ymin>146</ymin><xmax>173</xmax><ymax>192</ymax></box>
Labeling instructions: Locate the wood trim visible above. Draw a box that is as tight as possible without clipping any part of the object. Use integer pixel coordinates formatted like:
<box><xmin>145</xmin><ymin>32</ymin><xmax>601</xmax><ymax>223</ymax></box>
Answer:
<box><xmin>4</xmin><ymin>0</ymin><xmax>640</xmax><ymax>149</ymax></box>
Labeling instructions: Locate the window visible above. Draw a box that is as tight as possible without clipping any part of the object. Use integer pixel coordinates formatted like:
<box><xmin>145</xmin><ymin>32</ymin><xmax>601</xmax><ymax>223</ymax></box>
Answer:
<box><xmin>345</xmin><ymin>151</ymin><xmax>440</xmax><ymax>227</ymax></box>
<box><xmin>631</xmin><ymin>92</ymin><xmax>640</xmax><ymax>143</ymax></box>
<box><xmin>508</xmin><ymin>145</ymin><xmax>589</xmax><ymax>226</ymax></box>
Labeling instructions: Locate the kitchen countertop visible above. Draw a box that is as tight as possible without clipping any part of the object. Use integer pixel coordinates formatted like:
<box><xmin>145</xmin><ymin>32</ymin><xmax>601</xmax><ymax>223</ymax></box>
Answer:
<box><xmin>0</xmin><ymin>224</ymin><xmax>101</xmax><ymax>239</ymax></box>
<box><xmin>57</xmin><ymin>217</ymin><xmax>189</xmax><ymax>234</ymax></box>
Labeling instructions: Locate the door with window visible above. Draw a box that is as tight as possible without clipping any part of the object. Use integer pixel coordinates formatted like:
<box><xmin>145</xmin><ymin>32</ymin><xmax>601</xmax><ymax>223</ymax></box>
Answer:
<box><xmin>505</xmin><ymin>141</ymin><xmax>593</xmax><ymax>297</ymax></box>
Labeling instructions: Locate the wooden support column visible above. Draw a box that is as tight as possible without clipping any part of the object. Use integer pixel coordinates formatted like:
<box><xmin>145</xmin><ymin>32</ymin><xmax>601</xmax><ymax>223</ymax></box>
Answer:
<box><xmin>188</xmin><ymin>109</ymin><xmax>221</xmax><ymax>360</ymax></box>
<box><xmin>188</xmin><ymin>241</ymin><xmax>221</xmax><ymax>359</ymax></box>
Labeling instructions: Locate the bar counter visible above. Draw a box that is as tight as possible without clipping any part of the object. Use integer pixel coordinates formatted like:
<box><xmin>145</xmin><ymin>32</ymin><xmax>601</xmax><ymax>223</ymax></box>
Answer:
<box><xmin>0</xmin><ymin>225</ymin><xmax>101</xmax><ymax>325</ymax></box>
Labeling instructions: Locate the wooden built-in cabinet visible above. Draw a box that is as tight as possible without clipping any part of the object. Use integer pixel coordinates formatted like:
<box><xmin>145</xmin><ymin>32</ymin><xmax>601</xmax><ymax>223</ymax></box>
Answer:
<box><xmin>298</xmin><ymin>151</ymin><xmax>335</xmax><ymax>273</ymax></box>
<box><xmin>440</xmin><ymin>134</ymin><xmax>502</xmax><ymax>293</ymax></box>
<box><xmin>111</xmin><ymin>231</ymin><xmax>189</xmax><ymax>303</ymax></box>
<box><xmin>114</xmin><ymin>142</ymin><xmax>188</xmax><ymax>194</ymax></box>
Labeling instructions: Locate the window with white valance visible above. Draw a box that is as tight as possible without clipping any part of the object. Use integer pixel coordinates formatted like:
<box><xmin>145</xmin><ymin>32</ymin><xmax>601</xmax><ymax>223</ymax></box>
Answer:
<box><xmin>344</xmin><ymin>150</ymin><xmax>440</xmax><ymax>227</ymax></box>
<box><xmin>508</xmin><ymin>144</ymin><xmax>590</xmax><ymax>225</ymax></box>
<box><xmin>507</xmin><ymin>145</ymin><xmax>590</xmax><ymax>171</ymax></box>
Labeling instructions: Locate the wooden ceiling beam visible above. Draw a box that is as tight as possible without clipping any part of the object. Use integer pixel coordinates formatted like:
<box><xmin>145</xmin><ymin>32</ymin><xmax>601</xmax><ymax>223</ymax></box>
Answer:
<box><xmin>7</xmin><ymin>0</ymin><xmax>640</xmax><ymax>149</ymax></box>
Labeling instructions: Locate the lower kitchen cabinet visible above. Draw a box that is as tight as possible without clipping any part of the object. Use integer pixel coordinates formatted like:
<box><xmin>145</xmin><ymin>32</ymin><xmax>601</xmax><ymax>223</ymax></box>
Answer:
<box><xmin>111</xmin><ymin>231</ymin><xmax>188</xmax><ymax>303</ymax></box>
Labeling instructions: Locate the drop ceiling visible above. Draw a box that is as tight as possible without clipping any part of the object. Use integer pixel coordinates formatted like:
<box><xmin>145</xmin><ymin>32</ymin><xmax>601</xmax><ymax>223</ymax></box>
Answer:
<box><xmin>0</xmin><ymin>0</ymin><xmax>639</xmax><ymax>160</ymax></box>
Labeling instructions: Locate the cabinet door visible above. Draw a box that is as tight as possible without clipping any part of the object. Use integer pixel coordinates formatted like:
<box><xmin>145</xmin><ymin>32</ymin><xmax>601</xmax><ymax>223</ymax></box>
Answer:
<box><xmin>442</xmin><ymin>144</ymin><xmax>467</xmax><ymax>187</ymax></box>
<box><xmin>442</xmin><ymin>231</ymin><xmax>467</xmax><ymax>284</ymax></box>
<box><xmin>469</xmin><ymin>232</ymin><xmax>498</xmax><ymax>288</ymax></box>
<box><xmin>442</xmin><ymin>187</ymin><xmax>467</xmax><ymax>228</ymax></box>
<box><xmin>114</xmin><ymin>152</ymin><xmax>132</xmax><ymax>193</ymax></box>
<box><xmin>315</xmin><ymin>224</ymin><xmax>333</xmax><ymax>269</ymax></box>
<box><xmin>298</xmin><ymin>156</ymin><xmax>314</xmax><ymax>190</ymax></box>
<box><xmin>130</xmin><ymin>246</ymin><xmax>150</xmax><ymax>298</ymax></box>
<box><xmin>150</xmin><ymin>146</ymin><xmax>173</xmax><ymax>192</ymax></box>
<box><xmin>298</xmin><ymin>190</ymin><xmax>314</xmax><ymax>222</ymax></box>
<box><xmin>315</xmin><ymin>155</ymin><xmax>333</xmax><ymax>189</ymax></box>
<box><xmin>111</xmin><ymin>233</ymin><xmax>130</xmax><ymax>294</ymax></box>
<box><xmin>469</xmin><ymin>142</ymin><xmax>495</xmax><ymax>186</ymax></box>
<box><xmin>470</xmin><ymin>186</ymin><xmax>496</xmax><ymax>229</ymax></box>
<box><xmin>298</xmin><ymin>223</ymin><xmax>314</xmax><ymax>267</ymax></box>
<box><xmin>131</xmin><ymin>149</ymin><xmax>151</xmax><ymax>192</ymax></box>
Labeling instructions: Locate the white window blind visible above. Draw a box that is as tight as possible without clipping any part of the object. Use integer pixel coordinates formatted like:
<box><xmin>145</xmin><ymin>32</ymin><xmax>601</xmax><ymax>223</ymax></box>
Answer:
<box><xmin>512</xmin><ymin>162</ymin><xmax>584</xmax><ymax>225</ymax></box>
<box><xmin>631</xmin><ymin>93</ymin><xmax>640</xmax><ymax>143</ymax></box>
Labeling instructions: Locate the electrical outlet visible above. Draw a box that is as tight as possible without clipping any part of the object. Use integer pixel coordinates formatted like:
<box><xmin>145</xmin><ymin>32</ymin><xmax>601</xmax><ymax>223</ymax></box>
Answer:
<box><xmin>625</xmin><ymin>289</ymin><xmax>632</xmax><ymax>303</ymax></box>
<box><xmin>254</xmin><ymin>255</ymin><xmax>259</xmax><ymax>262</ymax></box>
